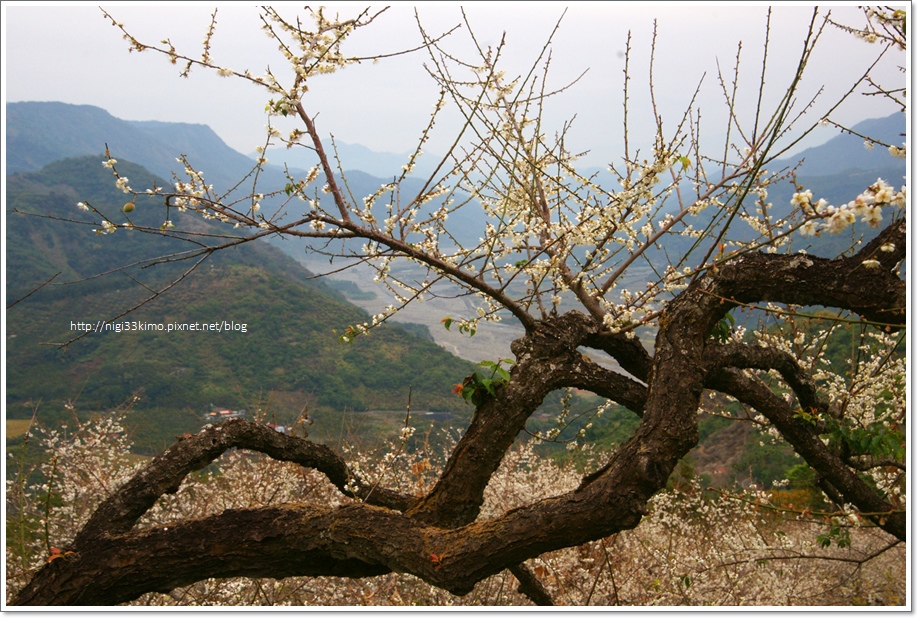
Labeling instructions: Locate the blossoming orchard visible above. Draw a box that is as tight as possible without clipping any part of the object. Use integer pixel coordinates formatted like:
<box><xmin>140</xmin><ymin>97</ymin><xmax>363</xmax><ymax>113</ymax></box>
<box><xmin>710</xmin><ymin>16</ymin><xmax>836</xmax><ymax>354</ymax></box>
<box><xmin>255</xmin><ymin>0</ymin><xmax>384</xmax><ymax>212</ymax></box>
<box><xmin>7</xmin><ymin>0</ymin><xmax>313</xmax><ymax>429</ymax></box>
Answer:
<box><xmin>8</xmin><ymin>6</ymin><xmax>906</xmax><ymax>606</ymax></box>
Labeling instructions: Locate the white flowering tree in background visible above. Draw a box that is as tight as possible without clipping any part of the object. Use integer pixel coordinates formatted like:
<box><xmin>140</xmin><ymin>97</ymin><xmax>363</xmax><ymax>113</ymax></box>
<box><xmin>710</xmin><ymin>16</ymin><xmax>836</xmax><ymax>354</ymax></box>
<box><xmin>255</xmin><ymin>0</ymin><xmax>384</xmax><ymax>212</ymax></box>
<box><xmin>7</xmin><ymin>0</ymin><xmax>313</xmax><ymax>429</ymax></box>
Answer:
<box><xmin>10</xmin><ymin>6</ymin><xmax>906</xmax><ymax>606</ymax></box>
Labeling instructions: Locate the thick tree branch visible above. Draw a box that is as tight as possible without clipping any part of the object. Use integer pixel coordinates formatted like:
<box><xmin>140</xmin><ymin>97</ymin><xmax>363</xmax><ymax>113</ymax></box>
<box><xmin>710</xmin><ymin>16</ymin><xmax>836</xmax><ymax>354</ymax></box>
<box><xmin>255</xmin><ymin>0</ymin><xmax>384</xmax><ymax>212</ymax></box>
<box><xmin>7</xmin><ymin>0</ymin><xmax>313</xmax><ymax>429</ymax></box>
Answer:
<box><xmin>408</xmin><ymin>312</ymin><xmax>603</xmax><ymax>527</ymax></box>
<box><xmin>408</xmin><ymin>310</ymin><xmax>649</xmax><ymax>529</ymax></box>
<box><xmin>714</xmin><ymin>219</ymin><xmax>905</xmax><ymax>327</ymax></box>
<box><xmin>583</xmin><ymin>329</ymin><xmax>654</xmax><ymax>383</ymax></box>
<box><xmin>707</xmin><ymin>368</ymin><xmax>905</xmax><ymax>541</ymax></box>
<box><xmin>13</xmin><ymin>422</ymin><xmax>689</xmax><ymax>606</ymax></box>
<box><xmin>74</xmin><ymin>420</ymin><xmax>413</xmax><ymax>550</ymax></box>
<box><xmin>509</xmin><ymin>564</ymin><xmax>555</xmax><ymax>606</ymax></box>
<box><xmin>580</xmin><ymin>231</ymin><xmax>906</xmax><ymax>523</ymax></box>
<box><xmin>562</xmin><ymin>354</ymin><xmax>648</xmax><ymax>416</ymax></box>
<box><xmin>703</xmin><ymin>343</ymin><xmax>828</xmax><ymax>417</ymax></box>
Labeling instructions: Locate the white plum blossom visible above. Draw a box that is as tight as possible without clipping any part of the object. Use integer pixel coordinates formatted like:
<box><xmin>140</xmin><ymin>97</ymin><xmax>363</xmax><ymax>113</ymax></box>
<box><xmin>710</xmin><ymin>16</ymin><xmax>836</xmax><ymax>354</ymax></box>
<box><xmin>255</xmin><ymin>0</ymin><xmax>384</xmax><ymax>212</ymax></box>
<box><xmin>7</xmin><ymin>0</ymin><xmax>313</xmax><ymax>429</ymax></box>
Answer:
<box><xmin>94</xmin><ymin>220</ymin><xmax>117</xmax><ymax>235</ymax></box>
<box><xmin>790</xmin><ymin>190</ymin><xmax>813</xmax><ymax>208</ymax></box>
<box><xmin>861</xmin><ymin>206</ymin><xmax>883</xmax><ymax>227</ymax></box>
<box><xmin>798</xmin><ymin>220</ymin><xmax>819</xmax><ymax>236</ymax></box>
<box><xmin>794</xmin><ymin>177</ymin><xmax>902</xmax><ymax>236</ymax></box>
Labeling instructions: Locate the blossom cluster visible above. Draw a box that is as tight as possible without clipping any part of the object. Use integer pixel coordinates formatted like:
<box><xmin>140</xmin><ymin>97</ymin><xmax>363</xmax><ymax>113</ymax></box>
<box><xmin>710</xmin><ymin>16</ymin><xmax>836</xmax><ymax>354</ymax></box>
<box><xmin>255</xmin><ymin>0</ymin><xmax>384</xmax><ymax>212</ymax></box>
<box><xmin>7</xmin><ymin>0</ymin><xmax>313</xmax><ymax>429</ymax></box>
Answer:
<box><xmin>793</xmin><ymin>178</ymin><xmax>905</xmax><ymax>237</ymax></box>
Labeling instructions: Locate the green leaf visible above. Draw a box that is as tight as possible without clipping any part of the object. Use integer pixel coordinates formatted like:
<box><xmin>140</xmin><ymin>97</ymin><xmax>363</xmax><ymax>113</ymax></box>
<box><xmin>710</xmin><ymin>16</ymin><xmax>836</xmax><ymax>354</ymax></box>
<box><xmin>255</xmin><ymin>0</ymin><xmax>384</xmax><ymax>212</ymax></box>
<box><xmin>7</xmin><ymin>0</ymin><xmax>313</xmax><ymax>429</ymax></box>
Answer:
<box><xmin>710</xmin><ymin>312</ymin><xmax>736</xmax><ymax>343</ymax></box>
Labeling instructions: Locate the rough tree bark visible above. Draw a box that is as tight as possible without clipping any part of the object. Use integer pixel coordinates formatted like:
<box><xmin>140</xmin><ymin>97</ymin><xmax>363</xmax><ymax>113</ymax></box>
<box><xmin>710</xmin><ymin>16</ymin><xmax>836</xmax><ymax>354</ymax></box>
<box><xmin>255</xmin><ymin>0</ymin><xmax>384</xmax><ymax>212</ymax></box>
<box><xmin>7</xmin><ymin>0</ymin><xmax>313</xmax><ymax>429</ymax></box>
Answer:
<box><xmin>12</xmin><ymin>219</ymin><xmax>905</xmax><ymax>606</ymax></box>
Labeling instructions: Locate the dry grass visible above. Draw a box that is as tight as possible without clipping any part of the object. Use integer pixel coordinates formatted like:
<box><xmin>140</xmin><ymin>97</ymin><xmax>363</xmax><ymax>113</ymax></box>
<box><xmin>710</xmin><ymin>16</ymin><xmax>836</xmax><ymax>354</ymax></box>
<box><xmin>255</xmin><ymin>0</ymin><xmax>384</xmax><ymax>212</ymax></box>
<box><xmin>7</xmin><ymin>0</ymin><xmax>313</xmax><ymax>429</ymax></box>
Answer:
<box><xmin>6</xmin><ymin>419</ymin><xmax>33</xmax><ymax>439</ymax></box>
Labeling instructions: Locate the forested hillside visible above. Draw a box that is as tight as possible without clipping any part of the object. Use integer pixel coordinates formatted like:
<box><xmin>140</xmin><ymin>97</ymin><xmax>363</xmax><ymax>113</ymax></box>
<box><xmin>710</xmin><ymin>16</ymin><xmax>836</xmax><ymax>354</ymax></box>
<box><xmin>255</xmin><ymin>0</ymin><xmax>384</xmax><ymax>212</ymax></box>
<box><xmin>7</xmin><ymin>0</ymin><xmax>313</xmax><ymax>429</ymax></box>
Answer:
<box><xmin>7</xmin><ymin>156</ymin><xmax>472</xmax><ymax>453</ymax></box>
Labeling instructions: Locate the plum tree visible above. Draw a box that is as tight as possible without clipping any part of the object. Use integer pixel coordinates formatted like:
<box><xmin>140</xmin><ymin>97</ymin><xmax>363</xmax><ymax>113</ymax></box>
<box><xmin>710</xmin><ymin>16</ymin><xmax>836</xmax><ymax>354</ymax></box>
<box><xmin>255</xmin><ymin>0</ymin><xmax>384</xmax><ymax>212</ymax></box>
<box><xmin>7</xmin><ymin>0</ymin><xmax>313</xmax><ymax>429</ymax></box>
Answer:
<box><xmin>11</xmin><ymin>6</ymin><xmax>905</xmax><ymax>606</ymax></box>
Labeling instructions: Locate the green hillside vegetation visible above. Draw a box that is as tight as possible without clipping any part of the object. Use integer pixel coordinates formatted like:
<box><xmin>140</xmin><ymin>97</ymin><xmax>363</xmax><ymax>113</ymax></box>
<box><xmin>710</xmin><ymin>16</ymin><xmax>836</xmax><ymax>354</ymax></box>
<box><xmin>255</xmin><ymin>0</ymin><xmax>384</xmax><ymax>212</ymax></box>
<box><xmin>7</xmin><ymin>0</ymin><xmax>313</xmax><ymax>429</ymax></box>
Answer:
<box><xmin>7</xmin><ymin>156</ymin><xmax>473</xmax><ymax>453</ymax></box>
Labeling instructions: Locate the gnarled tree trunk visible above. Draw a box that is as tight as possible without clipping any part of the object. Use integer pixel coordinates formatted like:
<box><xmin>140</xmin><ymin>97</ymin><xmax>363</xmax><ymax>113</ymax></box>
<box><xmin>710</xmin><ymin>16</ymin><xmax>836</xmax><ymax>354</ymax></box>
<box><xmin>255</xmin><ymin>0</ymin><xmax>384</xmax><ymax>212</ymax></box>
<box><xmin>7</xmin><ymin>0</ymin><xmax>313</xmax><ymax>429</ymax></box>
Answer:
<box><xmin>12</xmin><ymin>221</ymin><xmax>905</xmax><ymax>605</ymax></box>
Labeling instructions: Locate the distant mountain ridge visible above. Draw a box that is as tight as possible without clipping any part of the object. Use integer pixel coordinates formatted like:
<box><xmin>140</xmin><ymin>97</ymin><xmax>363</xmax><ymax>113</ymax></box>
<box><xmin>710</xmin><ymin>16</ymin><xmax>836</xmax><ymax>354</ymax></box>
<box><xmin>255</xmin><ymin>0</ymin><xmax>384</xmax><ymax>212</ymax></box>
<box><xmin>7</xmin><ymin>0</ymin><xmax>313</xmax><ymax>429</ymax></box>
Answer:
<box><xmin>790</xmin><ymin>114</ymin><xmax>906</xmax><ymax>176</ymax></box>
<box><xmin>578</xmin><ymin>112</ymin><xmax>905</xmax><ymax>184</ymax></box>
<box><xmin>6</xmin><ymin>100</ymin><xmax>905</xmax><ymax>283</ymax></box>
<box><xmin>6</xmin><ymin>102</ymin><xmax>276</xmax><ymax>192</ymax></box>
<box><xmin>258</xmin><ymin>140</ymin><xmax>441</xmax><ymax>180</ymax></box>
<box><xmin>6</xmin><ymin>101</ymin><xmax>443</xmax><ymax>190</ymax></box>
<box><xmin>9</xmin><ymin>100</ymin><xmax>903</xmax><ymax>203</ymax></box>
<box><xmin>5</xmin><ymin>101</ymin><xmax>483</xmax><ymax>250</ymax></box>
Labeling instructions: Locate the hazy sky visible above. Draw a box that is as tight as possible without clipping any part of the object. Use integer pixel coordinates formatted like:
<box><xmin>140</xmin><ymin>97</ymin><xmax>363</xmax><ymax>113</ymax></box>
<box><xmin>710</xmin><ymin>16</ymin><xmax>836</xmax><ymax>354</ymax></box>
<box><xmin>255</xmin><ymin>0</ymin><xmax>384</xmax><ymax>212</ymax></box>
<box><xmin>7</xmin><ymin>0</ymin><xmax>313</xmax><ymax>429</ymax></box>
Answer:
<box><xmin>3</xmin><ymin>3</ymin><xmax>907</xmax><ymax>167</ymax></box>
